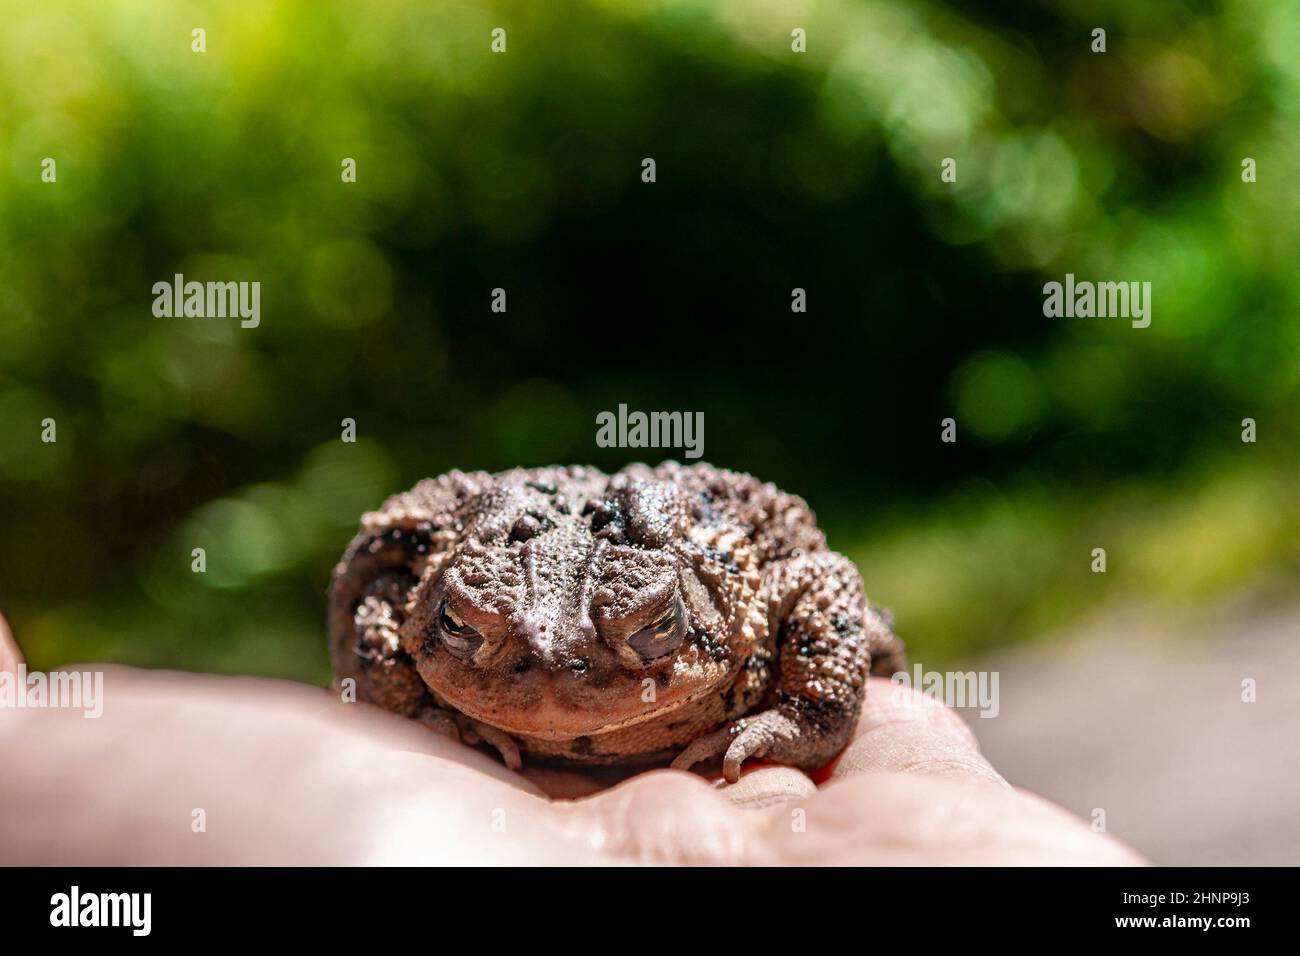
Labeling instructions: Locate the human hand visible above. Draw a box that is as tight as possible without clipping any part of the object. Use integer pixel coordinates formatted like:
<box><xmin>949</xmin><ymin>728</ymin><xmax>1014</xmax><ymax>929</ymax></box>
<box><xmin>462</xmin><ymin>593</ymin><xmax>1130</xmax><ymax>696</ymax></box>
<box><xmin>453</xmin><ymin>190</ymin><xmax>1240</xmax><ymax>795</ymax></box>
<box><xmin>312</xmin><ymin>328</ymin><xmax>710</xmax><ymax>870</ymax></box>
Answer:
<box><xmin>0</xmin><ymin>615</ymin><xmax>1142</xmax><ymax>865</ymax></box>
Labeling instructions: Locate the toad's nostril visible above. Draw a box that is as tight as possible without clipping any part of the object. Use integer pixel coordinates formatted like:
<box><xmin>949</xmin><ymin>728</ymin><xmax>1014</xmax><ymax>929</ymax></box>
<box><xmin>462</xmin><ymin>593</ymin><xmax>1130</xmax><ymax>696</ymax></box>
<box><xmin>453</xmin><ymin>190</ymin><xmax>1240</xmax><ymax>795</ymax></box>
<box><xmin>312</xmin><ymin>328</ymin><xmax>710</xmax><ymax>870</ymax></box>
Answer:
<box><xmin>568</xmin><ymin>659</ymin><xmax>589</xmax><ymax>673</ymax></box>
<box><xmin>514</xmin><ymin>657</ymin><xmax>531</xmax><ymax>674</ymax></box>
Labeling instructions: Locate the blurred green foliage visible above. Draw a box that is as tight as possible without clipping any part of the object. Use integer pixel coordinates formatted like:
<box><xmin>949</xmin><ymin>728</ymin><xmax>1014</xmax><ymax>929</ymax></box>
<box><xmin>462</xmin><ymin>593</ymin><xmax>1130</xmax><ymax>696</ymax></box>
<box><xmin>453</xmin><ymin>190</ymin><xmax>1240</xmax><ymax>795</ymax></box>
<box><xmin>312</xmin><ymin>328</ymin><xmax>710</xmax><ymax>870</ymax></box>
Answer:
<box><xmin>1</xmin><ymin>0</ymin><xmax>1298</xmax><ymax>679</ymax></box>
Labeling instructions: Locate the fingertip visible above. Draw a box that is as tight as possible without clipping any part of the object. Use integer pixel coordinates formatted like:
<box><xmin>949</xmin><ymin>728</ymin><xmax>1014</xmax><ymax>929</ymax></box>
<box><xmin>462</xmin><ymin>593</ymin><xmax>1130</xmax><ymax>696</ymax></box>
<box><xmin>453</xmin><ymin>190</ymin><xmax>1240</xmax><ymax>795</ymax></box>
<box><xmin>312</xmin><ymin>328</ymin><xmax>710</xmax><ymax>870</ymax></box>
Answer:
<box><xmin>721</xmin><ymin>764</ymin><xmax>817</xmax><ymax>809</ymax></box>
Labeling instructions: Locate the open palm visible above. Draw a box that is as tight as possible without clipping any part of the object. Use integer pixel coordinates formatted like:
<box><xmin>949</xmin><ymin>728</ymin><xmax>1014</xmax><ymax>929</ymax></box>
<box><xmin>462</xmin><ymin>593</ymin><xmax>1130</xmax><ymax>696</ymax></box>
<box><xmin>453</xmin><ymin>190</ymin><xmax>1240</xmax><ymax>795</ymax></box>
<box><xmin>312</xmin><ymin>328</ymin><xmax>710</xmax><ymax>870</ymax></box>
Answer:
<box><xmin>0</xmin><ymin>614</ymin><xmax>1140</xmax><ymax>865</ymax></box>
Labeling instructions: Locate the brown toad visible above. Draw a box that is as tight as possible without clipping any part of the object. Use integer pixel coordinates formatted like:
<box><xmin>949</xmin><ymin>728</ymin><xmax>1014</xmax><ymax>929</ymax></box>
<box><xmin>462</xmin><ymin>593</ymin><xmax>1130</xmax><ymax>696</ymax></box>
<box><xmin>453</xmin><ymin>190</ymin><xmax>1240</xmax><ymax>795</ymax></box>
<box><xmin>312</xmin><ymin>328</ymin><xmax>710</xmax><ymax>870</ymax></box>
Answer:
<box><xmin>328</xmin><ymin>462</ymin><xmax>904</xmax><ymax>782</ymax></box>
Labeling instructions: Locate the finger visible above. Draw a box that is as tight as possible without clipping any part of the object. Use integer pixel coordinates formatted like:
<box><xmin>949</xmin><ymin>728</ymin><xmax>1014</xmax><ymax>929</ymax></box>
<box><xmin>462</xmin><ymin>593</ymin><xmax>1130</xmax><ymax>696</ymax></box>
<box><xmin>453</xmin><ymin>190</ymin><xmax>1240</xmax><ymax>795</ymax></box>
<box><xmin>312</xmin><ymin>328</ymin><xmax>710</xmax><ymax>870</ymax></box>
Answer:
<box><xmin>553</xmin><ymin>768</ymin><xmax>774</xmax><ymax>864</ymax></box>
<box><xmin>763</xmin><ymin>770</ymin><xmax>1147</xmax><ymax>865</ymax></box>
<box><xmin>553</xmin><ymin>757</ymin><xmax>1145</xmax><ymax>865</ymax></box>
<box><xmin>0</xmin><ymin>611</ymin><xmax>23</xmax><ymax>675</ymax></box>
<box><xmin>0</xmin><ymin>666</ymin><xmax>567</xmax><ymax>864</ymax></box>
<box><xmin>827</xmin><ymin>676</ymin><xmax>1007</xmax><ymax>786</ymax></box>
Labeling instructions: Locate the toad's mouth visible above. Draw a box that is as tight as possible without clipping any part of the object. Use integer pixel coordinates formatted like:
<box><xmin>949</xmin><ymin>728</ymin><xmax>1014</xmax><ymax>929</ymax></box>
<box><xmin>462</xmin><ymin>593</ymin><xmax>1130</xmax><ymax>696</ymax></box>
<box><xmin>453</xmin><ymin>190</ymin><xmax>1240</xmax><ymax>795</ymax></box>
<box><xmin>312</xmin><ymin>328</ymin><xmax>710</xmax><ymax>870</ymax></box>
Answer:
<box><xmin>417</xmin><ymin>657</ymin><xmax>731</xmax><ymax>740</ymax></box>
<box><xmin>442</xmin><ymin>686</ymin><xmax>714</xmax><ymax>739</ymax></box>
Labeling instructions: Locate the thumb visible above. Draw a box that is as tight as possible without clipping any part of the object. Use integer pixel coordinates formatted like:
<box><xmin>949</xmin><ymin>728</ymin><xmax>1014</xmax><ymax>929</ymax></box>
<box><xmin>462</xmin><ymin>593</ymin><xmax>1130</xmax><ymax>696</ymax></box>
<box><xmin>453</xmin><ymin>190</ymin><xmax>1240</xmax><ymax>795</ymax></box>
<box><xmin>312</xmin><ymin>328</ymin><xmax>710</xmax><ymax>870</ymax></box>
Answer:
<box><xmin>0</xmin><ymin>611</ymin><xmax>24</xmax><ymax>675</ymax></box>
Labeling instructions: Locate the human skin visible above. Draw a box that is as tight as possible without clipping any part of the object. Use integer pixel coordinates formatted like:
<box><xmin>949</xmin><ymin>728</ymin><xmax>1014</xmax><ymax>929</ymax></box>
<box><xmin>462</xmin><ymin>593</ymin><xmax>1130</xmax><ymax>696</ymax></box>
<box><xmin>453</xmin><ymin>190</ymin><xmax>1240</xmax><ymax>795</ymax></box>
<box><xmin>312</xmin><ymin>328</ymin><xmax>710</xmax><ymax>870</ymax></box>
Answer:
<box><xmin>0</xmin><ymin>614</ymin><xmax>1142</xmax><ymax>865</ymax></box>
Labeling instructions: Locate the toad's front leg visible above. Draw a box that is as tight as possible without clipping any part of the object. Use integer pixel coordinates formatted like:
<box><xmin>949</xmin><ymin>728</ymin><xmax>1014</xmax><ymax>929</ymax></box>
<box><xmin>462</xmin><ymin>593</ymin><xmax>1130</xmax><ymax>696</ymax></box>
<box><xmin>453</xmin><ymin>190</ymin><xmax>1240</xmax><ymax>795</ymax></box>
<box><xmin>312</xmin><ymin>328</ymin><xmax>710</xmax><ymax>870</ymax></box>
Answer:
<box><xmin>672</xmin><ymin>551</ymin><xmax>903</xmax><ymax>783</ymax></box>
<box><xmin>416</xmin><ymin>705</ymin><xmax>523</xmax><ymax>771</ymax></box>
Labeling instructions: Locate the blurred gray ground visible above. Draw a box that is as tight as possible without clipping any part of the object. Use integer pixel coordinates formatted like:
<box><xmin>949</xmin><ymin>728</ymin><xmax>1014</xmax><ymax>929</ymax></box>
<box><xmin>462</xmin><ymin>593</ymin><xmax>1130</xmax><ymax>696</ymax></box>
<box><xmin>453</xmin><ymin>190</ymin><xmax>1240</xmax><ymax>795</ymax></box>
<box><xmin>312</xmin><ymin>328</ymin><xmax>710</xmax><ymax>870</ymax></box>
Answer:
<box><xmin>957</xmin><ymin>593</ymin><xmax>1300</xmax><ymax>866</ymax></box>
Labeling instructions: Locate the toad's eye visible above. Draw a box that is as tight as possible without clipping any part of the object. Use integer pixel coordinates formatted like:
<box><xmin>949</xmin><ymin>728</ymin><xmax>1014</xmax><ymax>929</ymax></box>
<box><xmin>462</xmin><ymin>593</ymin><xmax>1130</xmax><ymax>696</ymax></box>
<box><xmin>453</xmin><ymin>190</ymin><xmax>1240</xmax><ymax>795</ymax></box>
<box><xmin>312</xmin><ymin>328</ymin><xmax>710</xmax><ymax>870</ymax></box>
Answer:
<box><xmin>627</xmin><ymin>599</ymin><xmax>686</xmax><ymax>662</ymax></box>
<box><xmin>438</xmin><ymin>602</ymin><xmax>483</xmax><ymax>660</ymax></box>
